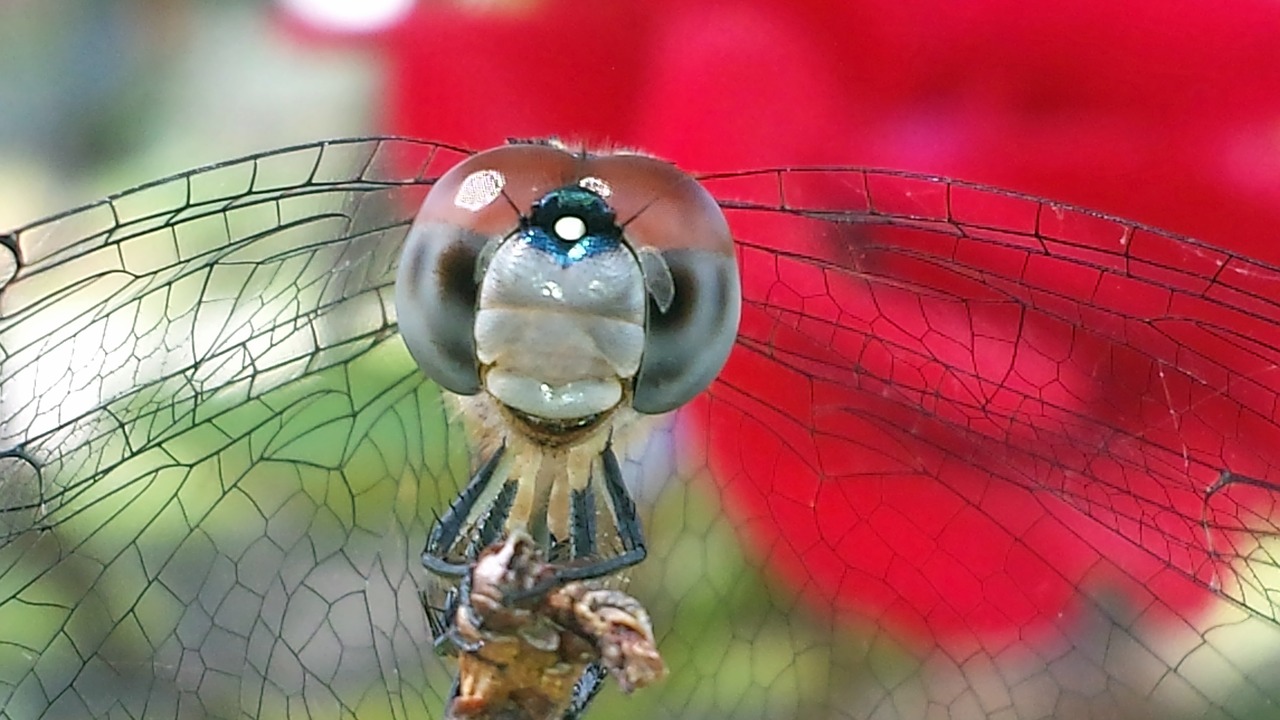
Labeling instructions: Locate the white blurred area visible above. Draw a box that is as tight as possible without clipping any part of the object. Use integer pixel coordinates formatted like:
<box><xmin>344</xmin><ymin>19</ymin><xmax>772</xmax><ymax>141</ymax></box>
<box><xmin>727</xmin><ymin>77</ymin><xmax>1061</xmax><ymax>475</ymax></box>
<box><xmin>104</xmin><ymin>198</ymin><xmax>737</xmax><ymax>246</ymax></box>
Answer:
<box><xmin>279</xmin><ymin>0</ymin><xmax>412</xmax><ymax>32</ymax></box>
<box><xmin>0</xmin><ymin>0</ymin><xmax>381</xmax><ymax>231</ymax></box>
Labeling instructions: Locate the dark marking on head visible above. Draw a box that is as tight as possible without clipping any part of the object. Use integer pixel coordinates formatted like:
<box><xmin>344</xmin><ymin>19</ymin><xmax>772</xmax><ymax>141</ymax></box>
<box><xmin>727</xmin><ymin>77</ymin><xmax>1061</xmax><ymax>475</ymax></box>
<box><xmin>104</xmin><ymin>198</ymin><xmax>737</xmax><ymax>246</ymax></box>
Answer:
<box><xmin>648</xmin><ymin>249</ymin><xmax>699</xmax><ymax>328</ymax></box>
<box><xmin>437</xmin><ymin>237</ymin><xmax>481</xmax><ymax>307</ymax></box>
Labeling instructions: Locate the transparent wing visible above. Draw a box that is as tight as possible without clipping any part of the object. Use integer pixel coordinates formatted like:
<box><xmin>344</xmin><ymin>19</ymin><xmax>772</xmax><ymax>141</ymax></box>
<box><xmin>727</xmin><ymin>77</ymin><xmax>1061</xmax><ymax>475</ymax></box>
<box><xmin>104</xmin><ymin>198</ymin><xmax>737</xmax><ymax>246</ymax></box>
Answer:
<box><xmin>3</xmin><ymin>140</ymin><xmax>1279</xmax><ymax>720</ymax></box>
<box><xmin>649</xmin><ymin>167</ymin><xmax>1280</xmax><ymax>719</ymax></box>
<box><xmin>0</xmin><ymin>138</ymin><xmax>476</xmax><ymax>720</ymax></box>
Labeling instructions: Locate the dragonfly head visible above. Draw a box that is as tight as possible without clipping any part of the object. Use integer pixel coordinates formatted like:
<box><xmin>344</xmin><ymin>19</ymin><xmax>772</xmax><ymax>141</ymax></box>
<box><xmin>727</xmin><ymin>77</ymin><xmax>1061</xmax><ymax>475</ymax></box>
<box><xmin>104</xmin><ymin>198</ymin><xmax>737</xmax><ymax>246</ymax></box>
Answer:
<box><xmin>395</xmin><ymin>141</ymin><xmax>742</xmax><ymax>434</ymax></box>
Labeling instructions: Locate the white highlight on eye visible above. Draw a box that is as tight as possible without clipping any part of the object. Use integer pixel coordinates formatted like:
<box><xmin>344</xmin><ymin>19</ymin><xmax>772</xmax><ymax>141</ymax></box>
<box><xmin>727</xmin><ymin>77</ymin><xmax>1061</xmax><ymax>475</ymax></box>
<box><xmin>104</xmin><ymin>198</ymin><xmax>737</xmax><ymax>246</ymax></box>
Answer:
<box><xmin>579</xmin><ymin>176</ymin><xmax>611</xmax><ymax>197</ymax></box>
<box><xmin>455</xmin><ymin>169</ymin><xmax>505</xmax><ymax>211</ymax></box>
<box><xmin>540</xmin><ymin>280</ymin><xmax>564</xmax><ymax>300</ymax></box>
<box><xmin>554</xmin><ymin>215</ymin><xmax>587</xmax><ymax>241</ymax></box>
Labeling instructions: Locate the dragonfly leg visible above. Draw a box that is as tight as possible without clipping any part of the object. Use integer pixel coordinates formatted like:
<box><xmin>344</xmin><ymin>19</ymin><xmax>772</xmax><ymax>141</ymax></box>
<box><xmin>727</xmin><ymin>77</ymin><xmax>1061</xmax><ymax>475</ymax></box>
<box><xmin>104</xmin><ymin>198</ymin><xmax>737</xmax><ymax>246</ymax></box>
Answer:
<box><xmin>422</xmin><ymin>445</ymin><xmax>509</xmax><ymax>577</ymax></box>
<box><xmin>424</xmin><ymin>444</ymin><xmax>516</xmax><ymax>660</ymax></box>
<box><xmin>432</xmin><ymin>477</ymin><xmax>521</xmax><ymax>655</ymax></box>
<box><xmin>431</xmin><ymin>441</ymin><xmax>644</xmax><ymax>717</ymax></box>
<box><xmin>596</xmin><ymin>439</ymin><xmax>647</xmax><ymax>571</ymax></box>
<box><xmin>425</xmin><ymin>449</ymin><xmax>520</xmax><ymax>656</ymax></box>
<box><xmin>511</xmin><ymin>440</ymin><xmax>648</xmax><ymax>598</ymax></box>
<box><xmin>562</xmin><ymin>663</ymin><xmax>609</xmax><ymax>720</ymax></box>
<box><xmin>429</xmin><ymin>582</ymin><xmax>483</xmax><ymax>656</ymax></box>
<box><xmin>569</xmin><ymin>481</ymin><xmax>598</xmax><ymax>560</ymax></box>
<box><xmin>563</xmin><ymin>482</ymin><xmax>608</xmax><ymax>718</ymax></box>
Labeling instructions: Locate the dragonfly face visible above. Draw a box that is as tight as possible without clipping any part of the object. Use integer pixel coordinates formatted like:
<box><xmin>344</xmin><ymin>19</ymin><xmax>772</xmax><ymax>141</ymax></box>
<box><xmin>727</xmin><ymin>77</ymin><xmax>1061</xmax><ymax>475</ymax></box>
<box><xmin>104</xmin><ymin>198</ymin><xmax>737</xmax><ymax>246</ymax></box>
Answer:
<box><xmin>1</xmin><ymin>137</ymin><xmax>1279</xmax><ymax>720</ymax></box>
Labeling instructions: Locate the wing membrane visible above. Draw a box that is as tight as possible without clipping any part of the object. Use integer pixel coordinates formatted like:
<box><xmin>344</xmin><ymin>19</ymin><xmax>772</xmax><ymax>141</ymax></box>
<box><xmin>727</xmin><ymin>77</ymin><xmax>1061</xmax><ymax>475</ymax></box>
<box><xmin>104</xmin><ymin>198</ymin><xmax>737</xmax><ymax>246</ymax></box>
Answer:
<box><xmin>0</xmin><ymin>139</ymin><xmax>473</xmax><ymax>719</ymax></box>
<box><xmin>0</xmin><ymin>138</ymin><xmax>463</xmax><ymax>530</ymax></box>
<box><xmin>1</xmin><ymin>141</ymin><xmax>1278</xmax><ymax>719</ymax></box>
<box><xmin>692</xmin><ymin>166</ymin><xmax>1280</xmax><ymax>717</ymax></box>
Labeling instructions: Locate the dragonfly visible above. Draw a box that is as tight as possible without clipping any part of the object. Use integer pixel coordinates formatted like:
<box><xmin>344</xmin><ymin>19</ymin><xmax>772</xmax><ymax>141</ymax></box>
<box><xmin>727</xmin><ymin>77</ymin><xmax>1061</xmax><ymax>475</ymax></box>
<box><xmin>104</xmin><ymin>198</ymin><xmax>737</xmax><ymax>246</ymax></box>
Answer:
<box><xmin>1</xmin><ymin>136</ymin><xmax>1279</xmax><ymax>720</ymax></box>
<box><xmin>404</xmin><ymin>140</ymin><xmax>737</xmax><ymax>718</ymax></box>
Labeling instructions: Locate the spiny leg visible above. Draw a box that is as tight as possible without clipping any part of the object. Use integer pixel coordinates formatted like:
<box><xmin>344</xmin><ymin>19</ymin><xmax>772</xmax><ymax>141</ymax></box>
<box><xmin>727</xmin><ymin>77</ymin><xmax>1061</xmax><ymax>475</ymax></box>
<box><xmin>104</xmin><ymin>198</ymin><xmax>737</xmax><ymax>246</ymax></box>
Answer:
<box><xmin>563</xmin><ymin>663</ymin><xmax>610</xmax><ymax>720</ymax></box>
<box><xmin>431</xmin><ymin>441</ymin><xmax>648</xmax><ymax>717</ymax></box>
<box><xmin>569</xmin><ymin>481</ymin><xmax>598</xmax><ymax>560</ymax></box>
<box><xmin>450</xmin><ymin>452</ymin><xmax>615</xmax><ymax>717</ymax></box>
<box><xmin>423</xmin><ymin>445</ymin><xmax>509</xmax><ymax>577</ymax></box>
<box><xmin>558</xmin><ymin>440</ymin><xmax>667</xmax><ymax>718</ymax></box>
<box><xmin>581</xmin><ymin>439</ymin><xmax>646</xmax><ymax>578</ymax></box>
<box><xmin>560</xmin><ymin>482</ymin><xmax>608</xmax><ymax>718</ymax></box>
<box><xmin>425</xmin><ymin>446</ymin><xmax>518</xmax><ymax>657</ymax></box>
<box><xmin>514</xmin><ymin>439</ymin><xmax>648</xmax><ymax>598</ymax></box>
<box><xmin>428</xmin><ymin>479</ymin><xmax>520</xmax><ymax>656</ymax></box>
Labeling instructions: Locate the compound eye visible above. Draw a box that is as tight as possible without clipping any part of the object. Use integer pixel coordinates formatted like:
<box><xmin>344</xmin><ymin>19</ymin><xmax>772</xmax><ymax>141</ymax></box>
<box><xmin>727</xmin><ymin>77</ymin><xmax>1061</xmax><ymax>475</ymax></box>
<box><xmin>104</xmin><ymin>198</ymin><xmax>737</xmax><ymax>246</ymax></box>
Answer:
<box><xmin>395</xmin><ymin>144</ymin><xmax>580</xmax><ymax>395</ymax></box>
<box><xmin>582</xmin><ymin>154</ymin><xmax>741</xmax><ymax>414</ymax></box>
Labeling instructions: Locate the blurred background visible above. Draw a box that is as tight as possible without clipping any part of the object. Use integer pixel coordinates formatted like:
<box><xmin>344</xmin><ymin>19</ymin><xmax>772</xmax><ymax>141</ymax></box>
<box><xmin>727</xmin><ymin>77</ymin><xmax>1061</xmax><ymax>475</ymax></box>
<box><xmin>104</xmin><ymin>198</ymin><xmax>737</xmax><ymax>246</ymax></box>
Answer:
<box><xmin>3</xmin><ymin>1</ymin><xmax>1280</xmax><ymax>719</ymax></box>
<box><xmin>4</xmin><ymin>0</ymin><xmax>1280</xmax><ymax>256</ymax></box>
<box><xmin>0</xmin><ymin>0</ymin><xmax>383</xmax><ymax>229</ymax></box>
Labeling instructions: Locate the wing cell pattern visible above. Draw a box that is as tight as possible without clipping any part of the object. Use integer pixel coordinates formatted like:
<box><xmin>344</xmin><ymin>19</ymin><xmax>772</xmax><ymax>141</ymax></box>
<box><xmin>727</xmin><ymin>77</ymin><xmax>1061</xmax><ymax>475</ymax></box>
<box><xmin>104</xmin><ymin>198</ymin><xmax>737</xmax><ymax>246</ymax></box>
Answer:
<box><xmin>1</xmin><ymin>139</ymin><xmax>1277</xmax><ymax>719</ymax></box>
